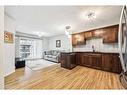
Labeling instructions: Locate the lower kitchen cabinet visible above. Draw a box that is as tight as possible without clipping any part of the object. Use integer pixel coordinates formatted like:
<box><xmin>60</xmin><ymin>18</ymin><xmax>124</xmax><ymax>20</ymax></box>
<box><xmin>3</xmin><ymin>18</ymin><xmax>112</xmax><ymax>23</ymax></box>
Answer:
<box><xmin>61</xmin><ymin>53</ymin><xmax>77</xmax><ymax>70</ymax></box>
<box><xmin>102</xmin><ymin>53</ymin><xmax>122</xmax><ymax>73</ymax></box>
<box><xmin>75</xmin><ymin>53</ymin><xmax>82</xmax><ymax>65</ymax></box>
<box><xmin>80</xmin><ymin>53</ymin><xmax>102</xmax><ymax>69</ymax></box>
<box><xmin>60</xmin><ymin>52</ymin><xmax>122</xmax><ymax>74</ymax></box>
<box><xmin>81</xmin><ymin>53</ymin><xmax>92</xmax><ymax>67</ymax></box>
<box><xmin>90</xmin><ymin>54</ymin><xmax>102</xmax><ymax>69</ymax></box>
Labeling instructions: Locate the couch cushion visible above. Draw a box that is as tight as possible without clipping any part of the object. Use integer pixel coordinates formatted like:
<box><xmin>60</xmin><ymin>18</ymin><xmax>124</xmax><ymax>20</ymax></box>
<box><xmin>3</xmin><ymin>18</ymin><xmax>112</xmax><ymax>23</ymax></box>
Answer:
<box><xmin>45</xmin><ymin>55</ymin><xmax>52</xmax><ymax>58</ymax></box>
<box><xmin>52</xmin><ymin>50</ymin><xmax>58</xmax><ymax>56</ymax></box>
<box><xmin>52</xmin><ymin>55</ymin><xmax>57</xmax><ymax>58</ymax></box>
<box><xmin>48</xmin><ymin>55</ymin><xmax>53</xmax><ymax>58</ymax></box>
<box><xmin>45</xmin><ymin>51</ymin><xmax>51</xmax><ymax>55</ymax></box>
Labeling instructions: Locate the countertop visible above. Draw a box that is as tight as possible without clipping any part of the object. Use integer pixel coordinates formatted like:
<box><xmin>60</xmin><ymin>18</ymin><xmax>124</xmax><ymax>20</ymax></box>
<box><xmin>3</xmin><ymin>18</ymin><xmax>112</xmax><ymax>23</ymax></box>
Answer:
<box><xmin>61</xmin><ymin>51</ymin><xmax>119</xmax><ymax>54</ymax></box>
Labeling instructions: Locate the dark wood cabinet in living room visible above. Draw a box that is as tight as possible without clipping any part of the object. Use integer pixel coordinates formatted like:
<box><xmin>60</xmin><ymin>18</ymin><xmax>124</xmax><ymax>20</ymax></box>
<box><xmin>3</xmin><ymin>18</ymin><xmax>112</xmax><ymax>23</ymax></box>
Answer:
<box><xmin>72</xmin><ymin>25</ymin><xmax>119</xmax><ymax>47</ymax></box>
<box><xmin>72</xmin><ymin>33</ymin><xmax>85</xmax><ymax>46</ymax></box>
<box><xmin>90</xmin><ymin>54</ymin><xmax>102</xmax><ymax>69</ymax></box>
<box><xmin>103</xmin><ymin>25</ymin><xmax>118</xmax><ymax>43</ymax></box>
<box><xmin>102</xmin><ymin>53</ymin><xmax>122</xmax><ymax>73</ymax></box>
<box><xmin>75</xmin><ymin>53</ymin><xmax>82</xmax><ymax>65</ymax></box>
<box><xmin>92</xmin><ymin>29</ymin><xmax>104</xmax><ymax>38</ymax></box>
<box><xmin>81</xmin><ymin>53</ymin><xmax>92</xmax><ymax>67</ymax></box>
<box><xmin>61</xmin><ymin>53</ymin><xmax>77</xmax><ymax>70</ymax></box>
<box><xmin>60</xmin><ymin>52</ymin><xmax>122</xmax><ymax>74</ymax></box>
<box><xmin>80</xmin><ymin>53</ymin><xmax>102</xmax><ymax>69</ymax></box>
<box><xmin>84</xmin><ymin>31</ymin><xmax>93</xmax><ymax>39</ymax></box>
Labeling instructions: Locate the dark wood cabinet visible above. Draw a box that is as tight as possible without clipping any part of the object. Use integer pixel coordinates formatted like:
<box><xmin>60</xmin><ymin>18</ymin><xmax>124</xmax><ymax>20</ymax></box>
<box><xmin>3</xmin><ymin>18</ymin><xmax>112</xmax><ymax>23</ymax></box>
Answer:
<box><xmin>72</xmin><ymin>25</ymin><xmax>119</xmax><ymax>46</ymax></box>
<box><xmin>84</xmin><ymin>32</ymin><xmax>92</xmax><ymax>39</ymax></box>
<box><xmin>102</xmin><ymin>54</ymin><xmax>112</xmax><ymax>71</ymax></box>
<box><xmin>75</xmin><ymin>53</ymin><xmax>82</xmax><ymax>65</ymax></box>
<box><xmin>103</xmin><ymin>25</ymin><xmax>118</xmax><ymax>43</ymax></box>
<box><xmin>92</xmin><ymin>29</ymin><xmax>104</xmax><ymax>38</ymax></box>
<box><xmin>79</xmin><ymin>53</ymin><xmax>102</xmax><ymax>69</ymax></box>
<box><xmin>81</xmin><ymin>53</ymin><xmax>92</xmax><ymax>67</ymax></box>
<box><xmin>72</xmin><ymin>33</ymin><xmax>85</xmax><ymax>46</ymax></box>
<box><xmin>102</xmin><ymin>53</ymin><xmax>122</xmax><ymax>73</ymax></box>
<box><xmin>90</xmin><ymin>54</ymin><xmax>102</xmax><ymax>69</ymax></box>
<box><xmin>61</xmin><ymin>52</ymin><xmax>122</xmax><ymax>74</ymax></box>
<box><xmin>72</xmin><ymin>34</ymin><xmax>77</xmax><ymax>46</ymax></box>
<box><xmin>112</xmin><ymin>54</ymin><xmax>122</xmax><ymax>73</ymax></box>
<box><xmin>61</xmin><ymin>53</ymin><xmax>77</xmax><ymax>70</ymax></box>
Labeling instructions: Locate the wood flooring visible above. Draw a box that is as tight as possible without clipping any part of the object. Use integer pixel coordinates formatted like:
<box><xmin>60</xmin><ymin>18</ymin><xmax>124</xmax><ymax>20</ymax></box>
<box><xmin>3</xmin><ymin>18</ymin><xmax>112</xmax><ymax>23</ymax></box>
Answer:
<box><xmin>5</xmin><ymin>64</ymin><xmax>124</xmax><ymax>89</ymax></box>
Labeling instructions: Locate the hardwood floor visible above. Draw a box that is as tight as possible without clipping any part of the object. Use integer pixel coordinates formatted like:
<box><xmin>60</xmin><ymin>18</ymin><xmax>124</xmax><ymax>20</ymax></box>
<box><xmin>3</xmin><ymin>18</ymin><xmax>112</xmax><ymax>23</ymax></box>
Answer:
<box><xmin>5</xmin><ymin>64</ymin><xmax>123</xmax><ymax>89</ymax></box>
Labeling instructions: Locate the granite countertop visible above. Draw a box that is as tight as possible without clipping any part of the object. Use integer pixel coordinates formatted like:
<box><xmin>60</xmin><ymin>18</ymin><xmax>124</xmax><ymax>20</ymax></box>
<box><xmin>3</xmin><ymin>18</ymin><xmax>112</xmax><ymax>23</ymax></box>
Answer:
<box><xmin>61</xmin><ymin>51</ymin><xmax>119</xmax><ymax>54</ymax></box>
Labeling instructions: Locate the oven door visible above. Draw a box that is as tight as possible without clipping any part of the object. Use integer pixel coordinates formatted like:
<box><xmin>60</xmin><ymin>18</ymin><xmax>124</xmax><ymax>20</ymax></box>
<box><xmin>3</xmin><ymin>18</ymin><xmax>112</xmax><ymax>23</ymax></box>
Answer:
<box><xmin>118</xmin><ymin>5</ymin><xmax>127</xmax><ymax>73</ymax></box>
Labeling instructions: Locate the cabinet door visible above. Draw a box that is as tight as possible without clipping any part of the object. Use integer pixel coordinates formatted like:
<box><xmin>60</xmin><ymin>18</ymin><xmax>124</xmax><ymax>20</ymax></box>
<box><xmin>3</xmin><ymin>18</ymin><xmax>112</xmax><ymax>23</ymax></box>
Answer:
<box><xmin>60</xmin><ymin>54</ymin><xmax>67</xmax><ymax>68</ymax></box>
<box><xmin>102</xmin><ymin>54</ymin><xmax>113</xmax><ymax>71</ymax></box>
<box><xmin>84</xmin><ymin>31</ymin><xmax>92</xmax><ymax>39</ymax></box>
<box><xmin>112</xmin><ymin>54</ymin><xmax>122</xmax><ymax>73</ymax></box>
<box><xmin>72</xmin><ymin>33</ymin><xmax>85</xmax><ymax>46</ymax></box>
<box><xmin>72</xmin><ymin>34</ymin><xmax>77</xmax><ymax>46</ymax></box>
<box><xmin>102</xmin><ymin>54</ymin><xmax>122</xmax><ymax>73</ymax></box>
<box><xmin>91</xmin><ymin>54</ymin><xmax>102</xmax><ymax>69</ymax></box>
<box><xmin>68</xmin><ymin>53</ymin><xmax>76</xmax><ymax>69</ymax></box>
<box><xmin>81</xmin><ymin>53</ymin><xmax>92</xmax><ymax>67</ymax></box>
<box><xmin>76</xmin><ymin>53</ymin><xmax>82</xmax><ymax>65</ymax></box>
<box><xmin>92</xmin><ymin>29</ymin><xmax>104</xmax><ymax>38</ymax></box>
<box><xmin>103</xmin><ymin>26</ymin><xmax>118</xmax><ymax>43</ymax></box>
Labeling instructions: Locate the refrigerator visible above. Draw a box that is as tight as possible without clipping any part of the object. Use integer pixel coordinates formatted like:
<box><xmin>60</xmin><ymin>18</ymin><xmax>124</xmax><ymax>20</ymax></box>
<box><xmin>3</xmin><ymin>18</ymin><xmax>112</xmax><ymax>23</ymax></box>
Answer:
<box><xmin>118</xmin><ymin>5</ymin><xmax>127</xmax><ymax>89</ymax></box>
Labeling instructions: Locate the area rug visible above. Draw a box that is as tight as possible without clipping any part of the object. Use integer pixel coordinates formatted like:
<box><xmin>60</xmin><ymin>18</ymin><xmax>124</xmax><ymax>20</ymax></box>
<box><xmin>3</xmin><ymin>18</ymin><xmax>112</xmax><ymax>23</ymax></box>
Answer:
<box><xmin>26</xmin><ymin>59</ymin><xmax>58</xmax><ymax>71</ymax></box>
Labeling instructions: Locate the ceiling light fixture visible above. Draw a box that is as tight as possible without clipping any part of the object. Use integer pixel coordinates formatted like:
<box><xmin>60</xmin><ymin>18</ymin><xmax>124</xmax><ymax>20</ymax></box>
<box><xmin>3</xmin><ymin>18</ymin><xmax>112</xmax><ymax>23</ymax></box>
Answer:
<box><xmin>65</xmin><ymin>26</ymin><xmax>71</xmax><ymax>38</ymax></box>
<box><xmin>87</xmin><ymin>11</ymin><xmax>96</xmax><ymax>20</ymax></box>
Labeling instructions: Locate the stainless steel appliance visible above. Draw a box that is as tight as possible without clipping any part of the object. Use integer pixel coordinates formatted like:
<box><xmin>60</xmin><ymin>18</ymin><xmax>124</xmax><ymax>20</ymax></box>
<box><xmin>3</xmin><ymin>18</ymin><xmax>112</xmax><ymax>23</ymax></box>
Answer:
<box><xmin>118</xmin><ymin>5</ymin><xmax>127</xmax><ymax>89</ymax></box>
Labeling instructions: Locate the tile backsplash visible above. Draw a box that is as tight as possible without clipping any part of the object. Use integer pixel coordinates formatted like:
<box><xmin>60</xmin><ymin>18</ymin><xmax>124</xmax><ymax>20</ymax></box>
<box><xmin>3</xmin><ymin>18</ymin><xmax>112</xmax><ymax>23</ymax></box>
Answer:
<box><xmin>73</xmin><ymin>38</ymin><xmax>119</xmax><ymax>53</ymax></box>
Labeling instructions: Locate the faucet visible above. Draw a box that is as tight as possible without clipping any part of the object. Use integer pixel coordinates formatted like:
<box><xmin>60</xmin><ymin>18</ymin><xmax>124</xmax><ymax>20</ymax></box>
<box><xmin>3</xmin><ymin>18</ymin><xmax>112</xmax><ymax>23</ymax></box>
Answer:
<box><xmin>92</xmin><ymin>45</ymin><xmax>95</xmax><ymax>52</ymax></box>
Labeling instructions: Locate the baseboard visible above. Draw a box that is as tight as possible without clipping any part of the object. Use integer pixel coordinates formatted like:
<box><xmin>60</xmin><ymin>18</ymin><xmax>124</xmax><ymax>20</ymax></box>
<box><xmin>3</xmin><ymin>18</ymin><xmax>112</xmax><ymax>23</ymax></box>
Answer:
<box><xmin>4</xmin><ymin>69</ymin><xmax>15</xmax><ymax>77</ymax></box>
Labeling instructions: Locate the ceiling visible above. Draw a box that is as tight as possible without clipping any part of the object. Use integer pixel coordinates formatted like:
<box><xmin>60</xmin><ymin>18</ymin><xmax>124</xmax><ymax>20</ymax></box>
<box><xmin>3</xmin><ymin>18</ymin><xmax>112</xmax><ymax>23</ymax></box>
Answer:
<box><xmin>5</xmin><ymin>6</ymin><xmax>122</xmax><ymax>37</ymax></box>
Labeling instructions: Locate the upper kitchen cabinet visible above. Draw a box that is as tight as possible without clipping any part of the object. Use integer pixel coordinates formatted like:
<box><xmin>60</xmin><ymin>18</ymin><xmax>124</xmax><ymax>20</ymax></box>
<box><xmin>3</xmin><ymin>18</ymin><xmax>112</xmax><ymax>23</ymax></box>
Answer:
<box><xmin>72</xmin><ymin>25</ymin><xmax>119</xmax><ymax>46</ymax></box>
<box><xmin>72</xmin><ymin>32</ymin><xmax>86</xmax><ymax>46</ymax></box>
<box><xmin>72</xmin><ymin>34</ymin><xmax>77</xmax><ymax>46</ymax></box>
<box><xmin>103</xmin><ymin>25</ymin><xmax>119</xmax><ymax>43</ymax></box>
<box><xmin>92</xmin><ymin>29</ymin><xmax>104</xmax><ymax>38</ymax></box>
<box><xmin>84</xmin><ymin>31</ymin><xmax>92</xmax><ymax>39</ymax></box>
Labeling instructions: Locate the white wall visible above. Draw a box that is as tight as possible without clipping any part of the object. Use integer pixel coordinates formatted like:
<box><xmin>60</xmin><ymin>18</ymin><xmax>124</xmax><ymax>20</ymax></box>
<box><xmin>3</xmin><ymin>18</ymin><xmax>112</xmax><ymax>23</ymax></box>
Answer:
<box><xmin>49</xmin><ymin>34</ymin><xmax>72</xmax><ymax>51</ymax></box>
<box><xmin>15</xmin><ymin>36</ymin><xmax>20</xmax><ymax>57</ymax></box>
<box><xmin>0</xmin><ymin>6</ymin><xmax>4</xmax><ymax>89</ymax></box>
<box><xmin>4</xmin><ymin>14</ymin><xmax>16</xmax><ymax>76</ymax></box>
<box><xmin>42</xmin><ymin>37</ymin><xmax>49</xmax><ymax>51</ymax></box>
<box><xmin>36</xmin><ymin>39</ymin><xmax>43</xmax><ymax>58</ymax></box>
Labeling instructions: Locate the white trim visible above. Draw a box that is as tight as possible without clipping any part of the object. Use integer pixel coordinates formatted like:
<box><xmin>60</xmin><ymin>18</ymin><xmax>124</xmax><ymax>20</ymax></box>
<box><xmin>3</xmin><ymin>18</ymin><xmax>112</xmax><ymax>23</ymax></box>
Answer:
<box><xmin>4</xmin><ymin>69</ymin><xmax>15</xmax><ymax>77</ymax></box>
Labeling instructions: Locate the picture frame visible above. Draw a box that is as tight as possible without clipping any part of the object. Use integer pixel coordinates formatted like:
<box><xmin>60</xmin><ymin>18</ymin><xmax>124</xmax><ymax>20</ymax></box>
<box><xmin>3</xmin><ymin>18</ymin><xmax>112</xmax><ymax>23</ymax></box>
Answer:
<box><xmin>4</xmin><ymin>31</ymin><xmax>14</xmax><ymax>43</ymax></box>
<box><xmin>56</xmin><ymin>40</ymin><xmax>61</xmax><ymax>47</ymax></box>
